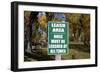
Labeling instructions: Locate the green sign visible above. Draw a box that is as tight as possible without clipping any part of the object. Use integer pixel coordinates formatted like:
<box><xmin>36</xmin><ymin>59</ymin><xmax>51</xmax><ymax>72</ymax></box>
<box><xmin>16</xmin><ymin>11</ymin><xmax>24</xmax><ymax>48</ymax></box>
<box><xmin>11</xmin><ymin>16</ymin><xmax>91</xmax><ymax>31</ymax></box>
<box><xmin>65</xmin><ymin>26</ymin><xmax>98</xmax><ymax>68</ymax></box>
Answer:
<box><xmin>48</xmin><ymin>22</ymin><xmax>69</xmax><ymax>55</ymax></box>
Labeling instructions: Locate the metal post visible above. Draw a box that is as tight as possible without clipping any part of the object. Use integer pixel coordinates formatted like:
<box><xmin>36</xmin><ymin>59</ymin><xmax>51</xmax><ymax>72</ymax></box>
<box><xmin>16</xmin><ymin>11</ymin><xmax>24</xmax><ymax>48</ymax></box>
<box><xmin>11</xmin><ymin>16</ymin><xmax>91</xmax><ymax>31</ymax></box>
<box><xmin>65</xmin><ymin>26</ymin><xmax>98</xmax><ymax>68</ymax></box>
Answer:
<box><xmin>55</xmin><ymin>54</ymin><xmax>61</xmax><ymax>60</ymax></box>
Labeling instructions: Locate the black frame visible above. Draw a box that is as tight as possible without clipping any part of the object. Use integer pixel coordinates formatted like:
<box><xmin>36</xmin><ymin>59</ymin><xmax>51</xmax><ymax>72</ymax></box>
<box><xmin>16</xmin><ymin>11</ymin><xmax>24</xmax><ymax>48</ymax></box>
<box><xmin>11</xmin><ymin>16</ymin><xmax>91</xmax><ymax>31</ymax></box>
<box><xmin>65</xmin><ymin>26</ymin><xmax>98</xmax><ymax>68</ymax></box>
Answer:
<box><xmin>11</xmin><ymin>1</ymin><xmax>98</xmax><ymax>72</ymax></box>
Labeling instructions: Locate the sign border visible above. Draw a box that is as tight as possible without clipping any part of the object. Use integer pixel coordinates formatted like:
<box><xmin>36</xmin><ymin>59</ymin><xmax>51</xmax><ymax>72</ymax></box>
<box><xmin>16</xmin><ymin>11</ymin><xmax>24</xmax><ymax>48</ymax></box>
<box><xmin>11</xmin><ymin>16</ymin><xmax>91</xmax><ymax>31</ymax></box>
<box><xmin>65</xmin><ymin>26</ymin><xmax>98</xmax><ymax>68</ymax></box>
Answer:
<box><xmin>48</xmin><ymin>21</ymin><xmax>69</xmax><ymax>55</ymax></box>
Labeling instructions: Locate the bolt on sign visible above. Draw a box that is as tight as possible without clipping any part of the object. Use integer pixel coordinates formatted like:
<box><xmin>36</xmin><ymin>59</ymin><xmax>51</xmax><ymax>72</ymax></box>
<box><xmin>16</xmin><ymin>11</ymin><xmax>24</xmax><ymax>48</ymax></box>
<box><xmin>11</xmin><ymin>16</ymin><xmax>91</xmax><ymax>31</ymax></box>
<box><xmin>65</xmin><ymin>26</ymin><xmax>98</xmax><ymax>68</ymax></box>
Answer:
<box><xmin>48</xmin><ymin>22</ymin><xmax>69</xmax><ymax>55</ymax></box>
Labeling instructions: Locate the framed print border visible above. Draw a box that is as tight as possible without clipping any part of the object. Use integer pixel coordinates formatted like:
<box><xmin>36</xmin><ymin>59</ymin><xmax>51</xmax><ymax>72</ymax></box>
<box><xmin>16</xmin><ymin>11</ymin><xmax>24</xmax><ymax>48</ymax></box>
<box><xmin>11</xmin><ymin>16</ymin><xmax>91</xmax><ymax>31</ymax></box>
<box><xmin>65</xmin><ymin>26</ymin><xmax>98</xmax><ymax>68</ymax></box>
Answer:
<box><xmin>11</xmin><ymin>1</ymin><xmax>98</xmax><ymax>72</ymax></box>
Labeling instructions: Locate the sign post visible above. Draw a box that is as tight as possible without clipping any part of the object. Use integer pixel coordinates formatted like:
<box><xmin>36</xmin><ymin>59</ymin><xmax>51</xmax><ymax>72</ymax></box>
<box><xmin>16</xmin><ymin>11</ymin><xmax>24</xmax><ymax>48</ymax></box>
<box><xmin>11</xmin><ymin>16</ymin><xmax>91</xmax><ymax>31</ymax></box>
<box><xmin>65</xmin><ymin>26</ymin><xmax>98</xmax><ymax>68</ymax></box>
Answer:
<box><xmin>48</xmin><ymin>22</ymin><xmax>69</xmax><ymax>60</ymax></box>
